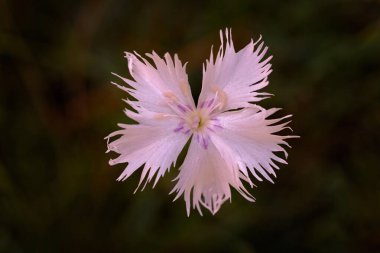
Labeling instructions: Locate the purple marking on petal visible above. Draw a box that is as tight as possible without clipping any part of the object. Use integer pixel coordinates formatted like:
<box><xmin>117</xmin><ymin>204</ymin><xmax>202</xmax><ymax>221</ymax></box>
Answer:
<box><xmin>177</xmin><ymin>104</ymin><xmax>187</xmax><ymax>112</ymax></box>
<box><xmin>202</xmin><ymin>137</ymin><xmax>208</xmax><ymax>149</ymax></box>
<box><xmin>196</xmin><ymin>134</ymin><xmax>200</xmax><ymax>143</ymax></box>
<box><xmin>174</xmin><ymin>126</ymin><xmax>184</xmax><ymax>132</ymax></box>
<box><xmin>200</xmin><ymin>101</ymin><xmax>205</xmax><ymax>108</ymax></box>
<box><xmin>207</xmin><ymin>126</ymin><xmax>215</xmax><ymax>132</ymax></box>
<box><xmin>211</xmin><ymin>118</ymin><xmax>223</xmax><ymax>128</ymax></box>
<box><xmin>184</xmin><ymin>129</ymin><xmax>191</xmax><ymax>134</ymax></box>
<box><xmin>186</xmin><ymin>104</ymin><xmax>193</xmax><ymax>110</ymax></box>
<box><xmin>207</xmin><ymin>98</ymin><xmax>215</xmax><ymax>107</ymax></box>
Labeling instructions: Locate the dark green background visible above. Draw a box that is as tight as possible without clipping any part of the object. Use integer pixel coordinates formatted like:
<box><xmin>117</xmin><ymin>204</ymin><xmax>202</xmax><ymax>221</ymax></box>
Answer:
<box><xmin>1</xmin><ymin>0</ymin><xmax>379</xmax><ymax>252</ymax></box>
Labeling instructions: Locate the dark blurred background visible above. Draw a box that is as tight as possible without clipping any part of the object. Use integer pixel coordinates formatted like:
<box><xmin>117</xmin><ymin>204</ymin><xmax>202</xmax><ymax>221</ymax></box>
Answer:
<box><xmin>1</xmin><ymin>0</ymin><xmax>380</xmax><ymax>252</ymax></box>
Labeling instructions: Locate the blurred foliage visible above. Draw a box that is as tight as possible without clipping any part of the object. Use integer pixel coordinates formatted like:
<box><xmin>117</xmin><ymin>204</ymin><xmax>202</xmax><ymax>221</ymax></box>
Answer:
<box><xmin>1</xmin><ymin>0</ymin><xmax>380</xmax><ymax>252</ymax></box>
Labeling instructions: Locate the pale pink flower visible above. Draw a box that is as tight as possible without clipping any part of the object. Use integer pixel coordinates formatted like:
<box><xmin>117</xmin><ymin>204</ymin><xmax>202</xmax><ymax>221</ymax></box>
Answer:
<box><xmin>106</xmin><ymin>29</ymin><xmax>297</xmax><ymax>215</ymax></box>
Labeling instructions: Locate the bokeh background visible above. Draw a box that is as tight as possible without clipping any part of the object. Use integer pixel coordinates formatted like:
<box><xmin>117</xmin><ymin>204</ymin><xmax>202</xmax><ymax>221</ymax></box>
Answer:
<box><xmin>1</xmin><ymin>0</ymin><xmax>380</xmax><ymax>252</ymax></box>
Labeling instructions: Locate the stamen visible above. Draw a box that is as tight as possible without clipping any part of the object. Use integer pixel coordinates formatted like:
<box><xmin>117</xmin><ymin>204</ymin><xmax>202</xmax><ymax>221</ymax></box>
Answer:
<box><xmin>170</xmin><ymin>97</ymin><xmax>224</xmax><ymax>147</ymax></box>
<box><xmin>154</xmin><ymin>113</ymin><xmax>167</xmax><ymax>120</ymax></box>
<box><xmin>163</xmin><ymin>91</ymin><xmax>178</xmax><ymax>101</ymax></box>
<box><xmin>211</xmin><ymin>85</ymin><xmax>227</xmax><ymax>110</ymax></box>
<box><xmin>179</xmin><ymin>79</ymin><xmax>191</xmax><ymax>97</ymax></box>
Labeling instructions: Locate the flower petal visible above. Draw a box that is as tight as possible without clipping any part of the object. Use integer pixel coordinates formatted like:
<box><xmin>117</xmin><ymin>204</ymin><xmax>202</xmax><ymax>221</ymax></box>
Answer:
<box><xmin>106</xmin><ymin>52</ymin><xmax>196</xmax><ymax>188</ymax></box>
<box><xmin>211</xmin><ymin>107</ymin><xmax>296</xmax><ymax>184</ymax></box>
<box><xmin>106</xmin><ymin>119</ymin><xmax>190</xmax><ymax>189</ymax></box>
<box><xmin>171</xmin><ymin>138</ymin><xmax>255</xmax><ymax>216</ymax></box>
<box><xmin>199</xmin><ymin>28</ymin><xmax>272</xmax><ymax>111</ymax></box>
<box><xmin>112</xmin><ymin>51</ymin><xmax>195</xmax><ymax>117</ymax></box>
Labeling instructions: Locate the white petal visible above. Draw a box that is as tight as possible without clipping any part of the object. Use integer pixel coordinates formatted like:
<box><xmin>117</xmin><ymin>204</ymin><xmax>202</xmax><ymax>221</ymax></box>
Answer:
<box><xmin>106</xmin><ymin>119</ymin><xmax>190</xmax><ymax>190</ymax></box>
<box><xmin>199</xmin><ymin>28</ymin><xmax>272</xmax><ymax>111</ymax></box>
<box><xmin>212</xmin><ymin>107</ymin><xmax>296</xmax><ymax>184</ymax></box>
<box><xmin>171</xmin><ymin>138</ymin><xmax>255</xmax><ymax>216</ymax></box>
<box><xmin>112</xmin><ymin>51</ymin><xmax>195</xmax><ymax>116</ymax></box>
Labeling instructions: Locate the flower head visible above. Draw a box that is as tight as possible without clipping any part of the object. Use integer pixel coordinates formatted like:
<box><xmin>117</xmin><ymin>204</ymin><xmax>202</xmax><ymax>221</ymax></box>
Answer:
<box><xmin>106</xmin><ymin>29</ymin><xmax>297</xmax><ymax>215</ymax></box>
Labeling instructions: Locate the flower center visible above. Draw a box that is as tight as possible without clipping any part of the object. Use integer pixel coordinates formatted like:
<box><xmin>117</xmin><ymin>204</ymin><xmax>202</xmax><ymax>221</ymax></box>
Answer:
<box><xmin>164</xmin><ymin>91</ymin><xmax>225</xmax><ymax>149</ymax></box>
<box><xmin>173</xmin><ymin>105</ymin><xmax>223</xmax><ymax>150</ymax></box>
<box><xmin>187</xmin><ymin>110</ymin><xmax>209</xmax><ymax>132</ymax></box>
